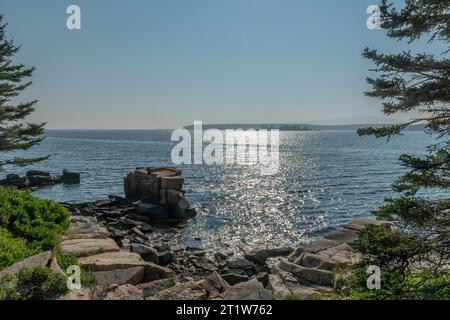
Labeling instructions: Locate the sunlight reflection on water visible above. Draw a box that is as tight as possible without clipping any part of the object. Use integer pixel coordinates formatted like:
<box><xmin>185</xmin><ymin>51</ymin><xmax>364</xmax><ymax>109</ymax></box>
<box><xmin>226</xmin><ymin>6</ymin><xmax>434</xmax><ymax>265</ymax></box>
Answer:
<box><xmin>0</xmin><ymin>130</ymin><xmax>439</xmax><ymax>252</ymax></box>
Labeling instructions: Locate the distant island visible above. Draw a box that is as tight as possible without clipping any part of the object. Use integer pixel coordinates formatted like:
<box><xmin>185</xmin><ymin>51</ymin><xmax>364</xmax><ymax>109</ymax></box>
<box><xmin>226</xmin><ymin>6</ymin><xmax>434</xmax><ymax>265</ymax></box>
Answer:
<box><xmin>184</xmin><ymin>123</ymin><xmax>425</xmax><ymax>132</ymax></box>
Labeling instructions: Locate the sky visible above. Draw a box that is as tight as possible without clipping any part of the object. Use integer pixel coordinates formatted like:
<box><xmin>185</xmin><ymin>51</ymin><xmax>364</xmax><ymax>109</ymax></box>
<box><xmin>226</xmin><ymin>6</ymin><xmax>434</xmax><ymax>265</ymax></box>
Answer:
<box><xmin>0</xmin><ymin>0</ymin><xmax>441</xmax><ymax>129</ymax></box>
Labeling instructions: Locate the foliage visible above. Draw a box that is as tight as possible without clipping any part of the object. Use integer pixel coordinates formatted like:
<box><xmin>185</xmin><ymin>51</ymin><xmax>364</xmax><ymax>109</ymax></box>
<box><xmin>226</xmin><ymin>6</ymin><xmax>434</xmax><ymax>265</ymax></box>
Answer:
<box><xmin>0</xmin><ymin>266</ymin><xmax>68</xmax><ymax>300</ymax></box>
<box><xmin>0</xmin><ymin>227</ymin><xmax>37</xmax><ymax>270</ymax></box>
<box><xmin>355</xmin><ymin>0</ymin><xmax>450</xmax><ymax>300</ymax></box>
<box><xmin>0</xmin><ymin>187</ymin><xmax>69</xmax><ymax>267</ymax></box>
<box><xmin>0</xmin><ymin>15</ymin><xmax>47</xmax><ymax>167</ymax></box>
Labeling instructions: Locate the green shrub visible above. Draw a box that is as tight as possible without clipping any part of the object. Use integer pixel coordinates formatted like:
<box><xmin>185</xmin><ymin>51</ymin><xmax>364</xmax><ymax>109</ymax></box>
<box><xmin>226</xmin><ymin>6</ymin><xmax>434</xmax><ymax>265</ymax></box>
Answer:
<box><xmin>0</xmin><ymin>266</ymin><xmax>68</xmax><ymax>300</ymax></box>
<box><xmin>0</xmin><ymin>187</ymin><xmax>69</xmax><ymax>252</ymax></box>
<box><xmin>0</xmin><ymin>227</ymin><xmax>37</xmax><ymax>270</ymax></box>
<box><xmin>350</xmin><ymin>225</ymin><xmax>450</xmax><ymax>300</ymax></box>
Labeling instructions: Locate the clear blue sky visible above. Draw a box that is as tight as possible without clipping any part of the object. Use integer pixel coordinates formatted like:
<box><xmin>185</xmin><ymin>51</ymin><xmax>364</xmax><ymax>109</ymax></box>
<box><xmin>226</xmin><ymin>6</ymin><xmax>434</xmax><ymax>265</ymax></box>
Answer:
<box><xmin>0</xmin><ymin>0</ymin><xmax>438</xmax><ymax>129</ymax></box>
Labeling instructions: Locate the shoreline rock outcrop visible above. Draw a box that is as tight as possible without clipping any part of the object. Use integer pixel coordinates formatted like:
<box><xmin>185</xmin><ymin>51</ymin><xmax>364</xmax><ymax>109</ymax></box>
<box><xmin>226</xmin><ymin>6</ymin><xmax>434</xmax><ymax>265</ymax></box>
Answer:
<box><xmin>0</xmin><ymin>169</ymin><xmax>80</xmax><ymax>190</ymax></box>
<box><xmin>124</xmin><ymin>167</ymin><xmax>197</xmax><ymax>224</ymax></box>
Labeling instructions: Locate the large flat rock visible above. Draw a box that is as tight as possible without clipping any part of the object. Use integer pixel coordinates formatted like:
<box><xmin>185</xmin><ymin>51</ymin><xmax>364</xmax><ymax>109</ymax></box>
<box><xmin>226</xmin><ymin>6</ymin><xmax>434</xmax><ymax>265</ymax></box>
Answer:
<box><xmin>64</xmin><ymin>216</ymin><xmax>110</xmax><ymax>239</ymax></box>
<box><xmin>60</xmin><ymin>238</ymin><xmax>120</xmax><ymax>257</ymax></box>
<box><xmin>79</xmin><ymin>251</ymin><xmax>175</xmax><ymax>281</ymax></box>
<box><xmin>0</xmin><ymin>251</ymin><xmax>51</xmax><ymax>278</ymax></box>
<box><xmin>91</xmin><ymin>266</ymin><xmax>144</xmax><ymax>286</ymax></box>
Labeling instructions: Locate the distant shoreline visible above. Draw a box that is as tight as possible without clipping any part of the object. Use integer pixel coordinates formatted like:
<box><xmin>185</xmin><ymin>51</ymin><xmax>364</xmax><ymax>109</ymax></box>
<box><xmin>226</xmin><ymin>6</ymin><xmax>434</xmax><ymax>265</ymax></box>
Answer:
<box><xmin>44</xmin><ymin>123</ymin><xmax>425</xmax><ymax>132</ymax></box>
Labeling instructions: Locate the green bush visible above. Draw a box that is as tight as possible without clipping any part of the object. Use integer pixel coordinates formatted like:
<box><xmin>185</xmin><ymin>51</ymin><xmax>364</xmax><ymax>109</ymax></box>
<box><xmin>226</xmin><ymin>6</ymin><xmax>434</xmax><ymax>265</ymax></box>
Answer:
<box><xmin>0</xmin><ymin>227</ymin><xmax>37</xmax><ymax>270</ymax></box>
<box><xmin>0</xmin><ymin>187</ymin><xmax>69</xmax><ymax>252</ymax></box>
<box><xmin>0</xmin><ymin>266</ymin><xmax>68</xmax><ymax>300</ymax></box>
<box><xmin>350</xmin><ymin>225</ymin><xmax>450</xmax><ymax>300</ymax></box>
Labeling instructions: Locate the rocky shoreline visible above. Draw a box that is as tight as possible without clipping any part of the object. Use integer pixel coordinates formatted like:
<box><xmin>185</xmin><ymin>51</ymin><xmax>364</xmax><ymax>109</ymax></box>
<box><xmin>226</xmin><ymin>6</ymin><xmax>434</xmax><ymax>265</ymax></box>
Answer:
<box><xmin>0</xmin><ymin>167</ymin><xmax>390</xmax><ymax>300</ymax></box>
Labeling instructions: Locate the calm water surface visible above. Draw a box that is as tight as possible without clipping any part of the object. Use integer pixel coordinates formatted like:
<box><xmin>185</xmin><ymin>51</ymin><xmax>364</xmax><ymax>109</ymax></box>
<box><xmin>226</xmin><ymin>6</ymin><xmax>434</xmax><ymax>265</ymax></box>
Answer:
<box><xmin>0</xmin><ymin>130</ymin><xmax>440</xmax><ymax>253</ymax></box>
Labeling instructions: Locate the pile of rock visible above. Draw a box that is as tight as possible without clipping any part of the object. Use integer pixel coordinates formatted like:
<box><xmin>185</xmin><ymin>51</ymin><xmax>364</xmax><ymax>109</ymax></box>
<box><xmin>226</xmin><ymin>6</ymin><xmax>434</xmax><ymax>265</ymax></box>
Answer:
<box><xmin>124</xmin><ymin>167</ymin><xmax>197</xmax><ymax>224</ymax></box>
<box><xmin>0</xmin><ymin>169</ymin><xmax>80</xmax><ymax>190</ymax></box>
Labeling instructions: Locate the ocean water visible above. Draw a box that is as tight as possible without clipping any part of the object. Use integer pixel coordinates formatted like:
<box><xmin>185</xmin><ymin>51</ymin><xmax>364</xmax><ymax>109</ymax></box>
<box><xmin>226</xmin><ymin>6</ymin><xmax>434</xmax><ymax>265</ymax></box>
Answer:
<box><xmin>0</xmin><ymin>130</ymin><xmax>440</xmax><ymax>252</ymax></box>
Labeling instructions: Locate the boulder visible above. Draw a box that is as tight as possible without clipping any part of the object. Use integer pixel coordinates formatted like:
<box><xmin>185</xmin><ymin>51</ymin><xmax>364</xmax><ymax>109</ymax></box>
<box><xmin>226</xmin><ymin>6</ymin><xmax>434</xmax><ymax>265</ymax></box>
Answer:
<box><xmin>0</xmin><ymin>251</ymin><xmax>52</xmax><ymax>278</ymax></box>
<box><xmin>60</xmin><ymin>169</ymin><xmax>80</xmax><ymax>184</ymax></box>
<box><xmin>135</xmin><ymin>202</ymin><xmax>169</xmax><ymax>221</ymax></box>
<box><xmin>64</xmin><ymin>215</ymin><xmax>110</xmax><ymax>240</ymax></box>
<box><xmin>60</xmin><ymin>238</ymin><xmax>119</xmax><ymax>257</ymax></box>
<box><xmin>227</xmin><ymin>258</ymin><xmax>256</xmax><ymax>271</ymax></box>
<box><xmin>130</xmin><ymin>243</ymin><xmax>159</xmax><ymax>264</ymax></box>
<box><xmin>289</xmin><ymin>239</ymin><xmax>340</xmax><ymax>261</ymax></box>
<box><xmin>137</xmin><ymin>278</ymin><xmax>177</xmax><ymax>298</ymax></box>
<box><xmin>78</xmin><ymin>251</ymin><xmax>175</xmax><ymax>282</ymax></box>
<box><xmin>295</xmin><ymin>252</ymin><xmax>336</xmax><ymax>271</ymax></box>
<box><xmin>157</xmin><ymin>251</ymin><xmax>174</xmax><ymax>265</ymax></box>
<box><xmin>278</xmin><ymin>259</ymin><xmax>333</xmax><ymax>286</ymax></box>
<box><xmin>222</xmin><ymin>278</ymin><xmax>273</xmax><ymax>300</ymax></box>
<box><xmin>160</xmin><ymin>176</ymin><xmax>184</xmax><ymax>190</ymax></box>
<box><xmin>267</xmin><ymin>274</ymin><xmax>291</xmax><ymax>297</ymax></box>
<box><xmin>197</xmin><ymin>272</ymin><xmax>229</xmax><ymax>297</ymax></box>
<box><xmin>154</xmin><ymin>280</ymin><xmax>207</xmax><ymax>300</ymax></box>
<box><xmin>26</xmin><ymin>170</ymin><xmax>50</xmax><ymax>177</ymax></box>
<box><xmin>27</xmin><ymin>175</ymin><xmax>55</xmax><ymax>187</ymax></box>
<box><xmin>221</xmin><ymin>273</ymin><xmax>249</xmax><ymax>286</ymax></box>
<box><xmin>91</xmin><ymin>267</ymin><xmax>144</xmax><ymax>286</ymax></box>
<box><xmin>244</xmin><ymin>251</ymin><xmax>269</xmax><ymax>266</ymax></box>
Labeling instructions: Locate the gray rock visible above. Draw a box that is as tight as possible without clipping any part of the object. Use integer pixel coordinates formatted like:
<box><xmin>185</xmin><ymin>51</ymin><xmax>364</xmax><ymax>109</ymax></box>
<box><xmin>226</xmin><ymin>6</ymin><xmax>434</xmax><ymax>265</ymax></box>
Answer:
<box><xmin>60</xmin><ymin>238</ymin><xmax>119</xmax><ymax>257</ymax></box>
<box><xmin>256</xmin><ymin>272</ymin><xmax>269</xmax><ymax>287</ymax></box>
<box><xmin>289</xmin><ymin>239</ymin><xmax>340</xmax><ymax>260</ymax></box>
<box><xmin>78</xmin><ymin>251</ymin><xmax>175</xmax><ymax>281</ymax></box>
<box><xmin>324</xmin><ymin>228</ymin><xmax>358</xmax><ymax>243</ymax></box>
<box><xmin>160</xmin><ymin>176</ymin><xmax>184</xmax><ymax>190</ymax></box>
<box><xmin>27</xmin><ymin>175</ymin><xmax>55</xmax><ymax>187</ymax></box>
<box><xmin>60</xmin><ymin>169</ymin><xmax>80</xmax><ymax>184</ymax></box>
<box><xmin>0</xmin><ymin>251</ymin><xmax>52</xmax><ymax>278</ymax></box>
<box><xmin>244</xmin><ymin>250</ymin><xmax>269</xmax><ymax>265</ymax></box>
<box><xmin>26</xmin><ymin>170</ymin><xmax>50</xmax><ymax>177</ymax></box>
<box><xmin>222</xmin><ymin>278</ymin><xmax>273</xmax><ymax>300</ymax></box>
<box><xmin>135</xmin><ymin>202</ymin><xmax>169</xmax><ymax>220</ymax></box>
<box><xmin>295</xmin><ymin>252</ymin><xmax>336</xmax><ymax>271</ymax></box>
<box><xmin>92</xmin><ymin>267</ymin><xmax>144</xmax><ymax>286</ymax></box>
<box><xmin>157</xmin><ymin>251</ymin><xmax>174</xmax><ymax>265</ymax></box>
<box><xmin>130</xmin><ymin>243</ymin><xmax>159</xmax><ymax>264</ymax></box>
<box><xmin>227</xmin><ymin>257</ymin><xmax>256</xmax><ymax>270</ymax></box>
<box><xmin>267</xmin><ymin>274</ymin><xmax>291</xmax><ymax>297</ymax></box>
<box><xmin>221</xmin><ymin>273</ymin><xmax>250</xmax><ymax>286</ymax></box>
<box><xmin>278</xmin><ymin>259</ymin><xmax>333</xmax><ymax>286</ymax></box>
<box><xmin>64</xmin><ymin>215</ymin><xmax>110</xmax><ymax>240</ymax></box>
<box><xmin>138</xmin><ymin>278</ymin><xmax>177</xmax><ymax>298</ymax></box>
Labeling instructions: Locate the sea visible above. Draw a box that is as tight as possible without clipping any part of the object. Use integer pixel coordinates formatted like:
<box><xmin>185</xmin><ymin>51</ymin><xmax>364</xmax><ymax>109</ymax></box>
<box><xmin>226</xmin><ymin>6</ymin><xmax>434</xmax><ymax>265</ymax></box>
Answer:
<box><xmin>0</xmin><ymin>129</ymin><xmax>442</xmax><ymax>253</ymax></box>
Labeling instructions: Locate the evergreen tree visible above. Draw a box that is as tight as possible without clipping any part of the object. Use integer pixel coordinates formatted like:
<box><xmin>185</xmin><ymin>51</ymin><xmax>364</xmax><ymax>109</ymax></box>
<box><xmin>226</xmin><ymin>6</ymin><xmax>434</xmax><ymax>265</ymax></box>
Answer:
<box><xmin>352</xmin><ymin>0</ymin><xmax>450</xmax><ymax>299</ymax></box>
<box><xmin>0</xmin><ymin>15</ymin><xmax>47</xmax><ymax>167</ymax></box>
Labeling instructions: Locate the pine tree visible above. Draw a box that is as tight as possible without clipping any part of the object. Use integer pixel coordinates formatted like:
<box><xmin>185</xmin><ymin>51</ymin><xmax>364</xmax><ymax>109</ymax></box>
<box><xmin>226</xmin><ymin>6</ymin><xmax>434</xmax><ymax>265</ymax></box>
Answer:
<box><xmin>0</xmin><ymin>15</ymin><xmax>47</xmax><ymax>167</ymax></box>
<box><xmin>352</xmin><ymin>0</ymin><xmax>450</xmax><ymax>299</ymax></box>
